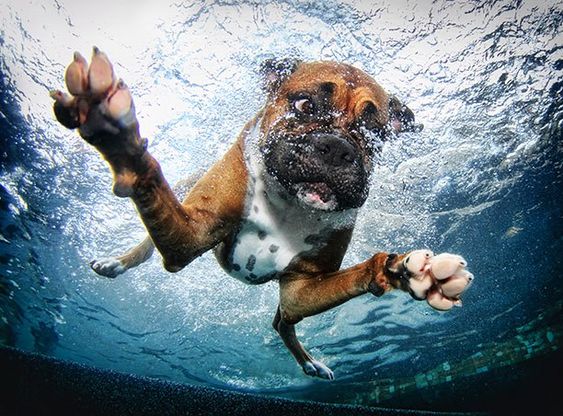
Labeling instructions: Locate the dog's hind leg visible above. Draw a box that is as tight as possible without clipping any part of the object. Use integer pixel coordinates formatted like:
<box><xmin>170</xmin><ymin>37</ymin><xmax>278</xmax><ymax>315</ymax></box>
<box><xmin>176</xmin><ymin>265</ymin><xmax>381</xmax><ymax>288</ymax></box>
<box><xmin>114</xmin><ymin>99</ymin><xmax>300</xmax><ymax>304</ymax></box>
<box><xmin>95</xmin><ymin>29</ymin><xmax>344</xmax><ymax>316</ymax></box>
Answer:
<box><xmin>90</xmin><ymin>172</ymin><xmax>204</xmax><ymax>278</ymax></box>
<box><xmin>91</xmin><ymin>236</ymin><xmax>154</xmax><ymax>278</ymax></box>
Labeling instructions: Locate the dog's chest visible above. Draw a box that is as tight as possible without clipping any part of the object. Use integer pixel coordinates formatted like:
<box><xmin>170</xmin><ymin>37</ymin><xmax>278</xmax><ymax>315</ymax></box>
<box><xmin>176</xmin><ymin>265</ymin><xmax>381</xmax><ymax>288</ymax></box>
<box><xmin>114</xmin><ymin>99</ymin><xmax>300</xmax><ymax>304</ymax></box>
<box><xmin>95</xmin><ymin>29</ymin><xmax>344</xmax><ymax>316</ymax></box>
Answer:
<box><xmin>226</xmin><ymin>176</ymin><xmax>325</xmax><ymax>284</ymax></box>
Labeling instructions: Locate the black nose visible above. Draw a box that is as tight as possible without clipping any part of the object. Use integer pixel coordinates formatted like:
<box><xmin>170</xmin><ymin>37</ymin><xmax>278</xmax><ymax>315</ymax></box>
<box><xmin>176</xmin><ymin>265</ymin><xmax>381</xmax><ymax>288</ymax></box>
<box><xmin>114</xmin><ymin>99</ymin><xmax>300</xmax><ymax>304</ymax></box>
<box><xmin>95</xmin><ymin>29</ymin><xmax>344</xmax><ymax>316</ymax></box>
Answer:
<box><xmin>312</xmin><ymin>134</ymin><xmax>358</xmax><ymax>167</ymax></box>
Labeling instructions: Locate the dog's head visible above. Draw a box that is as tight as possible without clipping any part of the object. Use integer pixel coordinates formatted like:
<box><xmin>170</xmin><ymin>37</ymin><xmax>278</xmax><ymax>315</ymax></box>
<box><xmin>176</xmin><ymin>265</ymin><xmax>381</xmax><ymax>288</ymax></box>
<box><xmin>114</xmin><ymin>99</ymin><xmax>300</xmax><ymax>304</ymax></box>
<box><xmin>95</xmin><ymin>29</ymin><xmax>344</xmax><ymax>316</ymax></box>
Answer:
<box><xmin>257</xmin><ymin>58</ymin><xmax>420</xmax><ymax>212</ymax></box>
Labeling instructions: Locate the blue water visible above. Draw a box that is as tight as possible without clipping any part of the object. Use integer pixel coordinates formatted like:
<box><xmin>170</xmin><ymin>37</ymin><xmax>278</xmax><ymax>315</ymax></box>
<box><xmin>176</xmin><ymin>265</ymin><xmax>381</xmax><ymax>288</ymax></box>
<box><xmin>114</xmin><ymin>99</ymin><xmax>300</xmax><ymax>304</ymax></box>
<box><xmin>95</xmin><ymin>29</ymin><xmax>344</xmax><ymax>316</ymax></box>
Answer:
<box><xmin>0</xmin><ymin>0</ymin><xmax>561</xmax><ymax>411</ymax></box>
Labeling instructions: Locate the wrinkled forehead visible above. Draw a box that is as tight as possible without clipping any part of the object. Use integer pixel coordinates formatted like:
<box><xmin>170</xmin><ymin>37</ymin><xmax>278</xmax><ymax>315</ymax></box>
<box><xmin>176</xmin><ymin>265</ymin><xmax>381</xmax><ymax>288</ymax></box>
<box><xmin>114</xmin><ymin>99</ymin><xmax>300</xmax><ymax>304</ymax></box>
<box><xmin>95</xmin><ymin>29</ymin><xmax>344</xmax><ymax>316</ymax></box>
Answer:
<box><xmin>277</xmin><ymin>61</ymin><xmax>390</xmax><ymax>118</ymax></box>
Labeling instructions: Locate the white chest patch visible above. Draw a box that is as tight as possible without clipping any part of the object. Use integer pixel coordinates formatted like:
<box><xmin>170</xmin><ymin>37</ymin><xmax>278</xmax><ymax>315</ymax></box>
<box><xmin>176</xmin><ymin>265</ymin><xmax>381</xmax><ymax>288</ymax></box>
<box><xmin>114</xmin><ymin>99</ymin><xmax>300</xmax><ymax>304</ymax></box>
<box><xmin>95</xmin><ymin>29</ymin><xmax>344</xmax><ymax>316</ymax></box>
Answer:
<box><xmin>225</xmin><ymin>118</ymin><xmax>357</xmax><ymax>284</ymax></box>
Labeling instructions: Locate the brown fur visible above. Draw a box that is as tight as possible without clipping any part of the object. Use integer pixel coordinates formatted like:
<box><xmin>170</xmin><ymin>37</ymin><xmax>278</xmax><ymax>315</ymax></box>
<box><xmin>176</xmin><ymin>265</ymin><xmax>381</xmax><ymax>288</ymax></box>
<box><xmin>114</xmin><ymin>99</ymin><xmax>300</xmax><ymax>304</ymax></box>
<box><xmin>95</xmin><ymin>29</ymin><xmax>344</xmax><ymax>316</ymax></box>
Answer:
<box><xmin>129</xmin><ymin>136</ymin><xmax>248</xmax><ymax>272</ymax></box>
<box><xmin>260</xmin><ymin>62</ymin><xmax>390</xmax><ymax>141</ymax></box>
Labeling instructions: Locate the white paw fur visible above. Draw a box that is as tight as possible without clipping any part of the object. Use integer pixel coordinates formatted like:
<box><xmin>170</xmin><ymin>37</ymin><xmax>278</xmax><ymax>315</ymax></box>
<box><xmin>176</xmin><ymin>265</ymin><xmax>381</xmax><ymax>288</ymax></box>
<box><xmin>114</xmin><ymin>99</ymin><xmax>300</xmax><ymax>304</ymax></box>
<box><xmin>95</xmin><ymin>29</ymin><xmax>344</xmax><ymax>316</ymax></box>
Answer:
<box><xmin>90</xmin><ymin>257</ymin><xmax>126</xmax><ymax>278</ymax></box>
<box><xmin>302</xmin><ymin>360</ymin><xmax>335</xmax><ymax>380</ymax></box>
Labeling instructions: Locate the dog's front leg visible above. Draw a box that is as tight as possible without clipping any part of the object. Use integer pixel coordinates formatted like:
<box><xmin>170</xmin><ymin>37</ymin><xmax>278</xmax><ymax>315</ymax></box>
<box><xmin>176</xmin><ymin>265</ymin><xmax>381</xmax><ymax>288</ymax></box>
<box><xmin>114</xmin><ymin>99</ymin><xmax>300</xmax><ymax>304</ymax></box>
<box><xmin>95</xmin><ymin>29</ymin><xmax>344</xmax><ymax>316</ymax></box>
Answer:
<box><xmin>275</xmin><ymin>253</ymin><xmax>393</xmax><ymax>379</ymax></box>
<box><xmin>276</xmin><ymin>252</ymin><xmax>472</xmax><ymax>379</ymax></box>
<box><xmin>278</xmin><ymin>253</ymin><xmax>395</xmax><ymax>322</ymax></box>
<box><xmin>51</xmin><ymin>49</ymin><xmax>247</xmax><ymax>272</ymax></box>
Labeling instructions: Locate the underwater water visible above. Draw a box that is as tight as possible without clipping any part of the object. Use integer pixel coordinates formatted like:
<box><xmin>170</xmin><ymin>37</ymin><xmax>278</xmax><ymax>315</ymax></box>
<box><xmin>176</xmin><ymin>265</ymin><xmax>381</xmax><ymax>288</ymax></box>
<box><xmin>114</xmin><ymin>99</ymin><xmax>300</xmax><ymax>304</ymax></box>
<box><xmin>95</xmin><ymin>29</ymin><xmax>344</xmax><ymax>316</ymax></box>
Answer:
<box><xmin>0</xmin><ymin>0</ymin><xmax>561</xmax><ymax>412</ymax></box>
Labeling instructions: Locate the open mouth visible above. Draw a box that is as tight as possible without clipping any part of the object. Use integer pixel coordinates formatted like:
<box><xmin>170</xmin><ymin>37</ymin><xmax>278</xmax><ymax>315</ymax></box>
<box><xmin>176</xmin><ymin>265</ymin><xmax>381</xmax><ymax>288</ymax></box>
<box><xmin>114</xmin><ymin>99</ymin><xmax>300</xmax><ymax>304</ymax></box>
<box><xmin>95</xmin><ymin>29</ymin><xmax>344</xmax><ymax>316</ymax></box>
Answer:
<box><xmin>294</xmin><ymin>182</ymin><xmax>338</xmax><ymax>211</ymax></box>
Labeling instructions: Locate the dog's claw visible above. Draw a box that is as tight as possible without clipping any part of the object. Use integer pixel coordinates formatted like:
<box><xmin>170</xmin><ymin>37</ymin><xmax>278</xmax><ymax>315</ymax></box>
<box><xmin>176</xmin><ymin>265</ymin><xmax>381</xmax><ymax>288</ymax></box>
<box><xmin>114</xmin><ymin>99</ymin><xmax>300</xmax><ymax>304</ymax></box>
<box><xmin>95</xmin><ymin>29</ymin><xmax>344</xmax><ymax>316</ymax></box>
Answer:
<box><xmin>50</xmin><ymin>89</ymin><xmax>74</xmax><ymax>107</ymax></box>
<box><xmin>302</xmin><ymin>360</ymin><xmax>335</xmax><ymax>380</ymax></box>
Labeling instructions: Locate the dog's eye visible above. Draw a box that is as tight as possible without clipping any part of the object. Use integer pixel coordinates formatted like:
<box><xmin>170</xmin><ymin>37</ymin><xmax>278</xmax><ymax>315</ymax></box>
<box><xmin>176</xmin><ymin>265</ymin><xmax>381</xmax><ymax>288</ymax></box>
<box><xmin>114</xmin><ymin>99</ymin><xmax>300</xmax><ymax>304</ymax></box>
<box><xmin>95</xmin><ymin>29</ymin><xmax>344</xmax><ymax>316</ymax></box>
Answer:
<box><xmin>359</xmin><ymin>102</ymin><xmax>382</xmax><ymax>130</ymax></box>
<box><xmin>293</xmin><ymin>98</ymin><xmax>315</xmax><ymax>115</ymax></box>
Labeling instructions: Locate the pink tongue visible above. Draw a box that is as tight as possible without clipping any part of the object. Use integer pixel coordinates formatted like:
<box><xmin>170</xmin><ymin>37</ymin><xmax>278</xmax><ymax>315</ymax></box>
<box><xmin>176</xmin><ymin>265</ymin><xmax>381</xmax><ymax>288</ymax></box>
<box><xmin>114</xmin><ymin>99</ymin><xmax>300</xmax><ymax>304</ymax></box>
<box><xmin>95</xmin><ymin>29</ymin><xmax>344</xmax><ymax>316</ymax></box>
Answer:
<box><xmin>306</xmin><ymin>191</ymin><xmax>324</xmax><ymax>202</ymax></box>
<box><xmin>306</xmin><ymin>183</ymin><xmax>331</xmax><ymax>202</ymax></box>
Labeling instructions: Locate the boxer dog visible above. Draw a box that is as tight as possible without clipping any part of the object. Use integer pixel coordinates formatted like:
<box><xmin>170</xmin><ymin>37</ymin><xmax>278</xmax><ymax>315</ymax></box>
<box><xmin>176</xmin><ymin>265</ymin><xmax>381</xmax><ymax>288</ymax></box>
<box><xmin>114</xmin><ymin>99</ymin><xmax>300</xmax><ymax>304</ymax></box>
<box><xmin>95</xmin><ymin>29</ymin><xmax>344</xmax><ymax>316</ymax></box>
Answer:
<box><xmin>51</xmin><ymin>48</ymin><xmax>473</xmax><ymax>380</ymax></box>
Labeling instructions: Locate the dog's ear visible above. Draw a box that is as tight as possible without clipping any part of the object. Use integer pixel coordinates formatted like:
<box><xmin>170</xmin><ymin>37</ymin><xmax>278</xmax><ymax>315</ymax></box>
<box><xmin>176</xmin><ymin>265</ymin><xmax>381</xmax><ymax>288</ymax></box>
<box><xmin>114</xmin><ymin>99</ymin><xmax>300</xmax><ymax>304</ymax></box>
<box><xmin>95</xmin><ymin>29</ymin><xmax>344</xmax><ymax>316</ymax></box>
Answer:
<box><xmin>388</xmin><ymin>96</ymin><xmax>423</xmax><ymax>133</ymax></box>
<box><xmin>260</xmin><ymin>58</ymin><xmax>302</xmax><ymax>95</ymax></box>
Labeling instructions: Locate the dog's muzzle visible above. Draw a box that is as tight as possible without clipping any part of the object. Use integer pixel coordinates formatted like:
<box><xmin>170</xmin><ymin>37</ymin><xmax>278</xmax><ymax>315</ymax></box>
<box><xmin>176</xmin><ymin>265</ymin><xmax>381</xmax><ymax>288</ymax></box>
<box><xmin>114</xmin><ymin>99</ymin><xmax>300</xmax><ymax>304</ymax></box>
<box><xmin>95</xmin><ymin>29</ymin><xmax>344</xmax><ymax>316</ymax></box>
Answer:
<box><xmin>262</xmin><ymin>131</ymin><xmax>369</xmax><ymax>211</ymax></box>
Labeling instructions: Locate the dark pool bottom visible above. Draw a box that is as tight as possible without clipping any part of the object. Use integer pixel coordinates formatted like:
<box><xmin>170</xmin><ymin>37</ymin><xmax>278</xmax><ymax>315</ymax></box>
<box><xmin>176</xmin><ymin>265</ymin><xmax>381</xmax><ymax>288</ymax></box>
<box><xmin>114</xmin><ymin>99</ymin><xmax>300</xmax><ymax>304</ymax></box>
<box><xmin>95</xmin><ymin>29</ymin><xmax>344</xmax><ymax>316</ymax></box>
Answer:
<box><xmin>0</xmin><ymin>346</ymin><xmax>559</xmax><ymax>416</ymax></box>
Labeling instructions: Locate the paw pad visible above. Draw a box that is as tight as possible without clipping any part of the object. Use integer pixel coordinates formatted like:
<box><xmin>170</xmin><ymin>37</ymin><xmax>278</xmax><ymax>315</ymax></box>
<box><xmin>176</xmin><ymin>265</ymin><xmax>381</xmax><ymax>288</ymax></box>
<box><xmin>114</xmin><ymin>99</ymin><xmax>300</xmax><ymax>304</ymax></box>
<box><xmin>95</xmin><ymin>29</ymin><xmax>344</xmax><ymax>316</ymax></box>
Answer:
<box><xmin>52</xmin><ymin>47</ymin><xmax>135</xmax><ymax>129</ymax></box>
<box><xmin>403</xmin><ymin>249</ymin><xmax>474</xmax><ymax>311</ymax></box>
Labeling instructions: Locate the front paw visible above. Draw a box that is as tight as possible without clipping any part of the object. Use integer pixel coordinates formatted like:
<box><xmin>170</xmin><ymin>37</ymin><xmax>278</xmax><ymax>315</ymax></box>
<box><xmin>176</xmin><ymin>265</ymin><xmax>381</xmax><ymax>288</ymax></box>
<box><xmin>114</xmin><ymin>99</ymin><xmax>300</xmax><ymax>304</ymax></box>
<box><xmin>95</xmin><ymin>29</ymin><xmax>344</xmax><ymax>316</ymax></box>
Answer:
<box><xmin>402</xmin><ymin>250</ymin><xmax>474</xmax><ymax>311</ymax></box>
<box><xmin>50</xmin><ymin>47</ymin><xmax>143</xmax><ymax>154</ymax></box>
<box><xmin>302</xmin><ymin>360</ymin><xmax>335</xmax><ymax>380</ymax></box>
